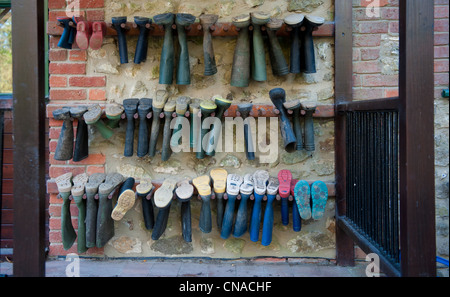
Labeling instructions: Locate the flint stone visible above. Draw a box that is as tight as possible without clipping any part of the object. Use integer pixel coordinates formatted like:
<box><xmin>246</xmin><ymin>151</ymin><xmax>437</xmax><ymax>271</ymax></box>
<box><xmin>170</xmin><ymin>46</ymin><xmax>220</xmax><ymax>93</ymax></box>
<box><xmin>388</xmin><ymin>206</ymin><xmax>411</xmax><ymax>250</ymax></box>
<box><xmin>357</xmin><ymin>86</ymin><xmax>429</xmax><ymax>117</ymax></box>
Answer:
<box><xmin>219</xmin><ymin>155</ymin><xmax>240</xmax><ymax>168</ymax></box>
<box><xmin>281</xmin><ymin>150</ymin><xmax>310</xmax><ymax>165</ymax></box>
<box><xmin>224</xmin><ymin>238</ymin><xmax>245</xmax><ymax>254</ymax></box>
<box><xmin>287</xmin><ymin>231</ymin><xmax>334</xmax><ymax>253</ymax></box>
<box><xmin>245</xmin><ymin>0</ymin><xmax>264</xmax><ymax>8</ymax></box>
<box><xmin>150</xmin><ymin>235</ymin><xmax>193</xmax><ymax>255</ymax></box>
<box><xmin>109</xmin><ymin>236</ymin><xmax>142</xmax><ymax>254</ymax></box>
<box><xmin>200</xmin><ymin>236</ymin><xmax>215</xmax><ymax>254</ymax></box>
<box><xmin>288</xmin><ymin>0</ymin><xmax>324</xmax><ymax>12</ymax></box>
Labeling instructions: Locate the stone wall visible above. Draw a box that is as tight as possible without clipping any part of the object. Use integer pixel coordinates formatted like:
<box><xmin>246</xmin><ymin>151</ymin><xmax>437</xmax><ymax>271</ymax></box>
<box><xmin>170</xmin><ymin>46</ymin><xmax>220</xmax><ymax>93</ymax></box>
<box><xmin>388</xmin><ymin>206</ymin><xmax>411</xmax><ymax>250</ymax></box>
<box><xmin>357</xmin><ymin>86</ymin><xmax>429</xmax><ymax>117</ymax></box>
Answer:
<box><xmin>46</xmin><ymin>0</ymin><xmax>449</xmax><ymax>266</ymax></box>
<box><xmin>47</xmin><ymin>0</ymin><xmax>337</xmax><ymax>258</ymax></box>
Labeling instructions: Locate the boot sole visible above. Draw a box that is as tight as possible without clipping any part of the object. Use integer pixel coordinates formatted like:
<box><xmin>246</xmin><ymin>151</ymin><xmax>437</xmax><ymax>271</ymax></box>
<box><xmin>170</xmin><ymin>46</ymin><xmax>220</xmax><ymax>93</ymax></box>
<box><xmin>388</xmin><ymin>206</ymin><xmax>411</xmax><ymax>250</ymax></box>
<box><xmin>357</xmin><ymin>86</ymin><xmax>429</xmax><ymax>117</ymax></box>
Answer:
<box><xmin>277</xmin><ymin>170</ymin><xmax>292</xmax><ymax>198</ymax></box>
<box><xmin>311</xmin><ymin>181</ymin><xmax>328</xmax><ymax>220</ymax></box>
<box><xmin>210</xmin><ymin>168</ymin><xmax>228</xmax><ymax>194</ymax></box>
<box><xmin>294</xmin><ymin>180</ymin><xmax>311</xmax><ymax>220</ymax></box>
<box><xmin>154</xmin><ymin>178</ymin><xmax>177</xmax><ymax>208</ymax></box>
<box><xmin>192</xmin><ymin>175</ymin><xmax>211</xmax><ymax>197</ymax></box>
<box><xmin>111</xmin><ymin>189</ymin><xmax>136</xmax><ymax>221</ymax></box>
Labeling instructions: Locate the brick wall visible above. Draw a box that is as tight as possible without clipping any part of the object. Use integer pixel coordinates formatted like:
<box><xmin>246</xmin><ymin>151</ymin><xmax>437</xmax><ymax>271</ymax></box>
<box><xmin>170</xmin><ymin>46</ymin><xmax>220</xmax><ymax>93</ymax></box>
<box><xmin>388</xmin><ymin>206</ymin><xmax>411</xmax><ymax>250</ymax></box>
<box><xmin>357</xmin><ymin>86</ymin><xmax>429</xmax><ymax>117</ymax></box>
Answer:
<box><xmin>47</xmin><ymin>0</ymin><xmax>107</xmax><ymax>256</ymax></box>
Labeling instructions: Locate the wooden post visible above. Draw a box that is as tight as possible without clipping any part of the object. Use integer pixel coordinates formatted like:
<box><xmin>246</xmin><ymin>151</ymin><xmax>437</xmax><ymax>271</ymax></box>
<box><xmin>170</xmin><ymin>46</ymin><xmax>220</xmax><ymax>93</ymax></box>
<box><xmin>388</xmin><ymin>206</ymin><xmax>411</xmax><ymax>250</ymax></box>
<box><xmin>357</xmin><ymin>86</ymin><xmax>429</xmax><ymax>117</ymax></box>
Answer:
<box><xmin>398</xmin><ymin>0</ymin><xmax>436</xmax><ymax>277</ymax></box>
<box><xmin>12</xmin><ymin>0</ymin><xmax>46</xmax><ymax>276</ymax></box>
<box><xmin>334</xmin><ymin>0</ymin><xmax>355</xmax><ymax>267</ymax></box>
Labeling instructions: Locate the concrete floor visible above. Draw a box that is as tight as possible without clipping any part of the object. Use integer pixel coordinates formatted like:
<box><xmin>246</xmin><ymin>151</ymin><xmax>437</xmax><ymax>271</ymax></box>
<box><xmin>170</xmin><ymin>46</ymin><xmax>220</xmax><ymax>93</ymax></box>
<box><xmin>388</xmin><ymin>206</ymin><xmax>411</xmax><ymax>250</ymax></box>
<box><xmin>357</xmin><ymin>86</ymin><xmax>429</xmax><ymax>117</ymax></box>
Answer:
<box><xmin>1</xmin><ymin>257</ymin><xmax>369</xmax><ymax>277</ymax></box>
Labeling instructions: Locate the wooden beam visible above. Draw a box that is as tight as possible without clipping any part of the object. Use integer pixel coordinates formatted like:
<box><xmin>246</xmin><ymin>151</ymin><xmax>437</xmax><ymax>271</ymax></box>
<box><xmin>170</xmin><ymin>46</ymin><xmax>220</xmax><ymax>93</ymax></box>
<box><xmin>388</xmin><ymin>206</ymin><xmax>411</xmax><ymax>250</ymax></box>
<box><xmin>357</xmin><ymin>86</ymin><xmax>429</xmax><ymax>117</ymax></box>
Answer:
<box><xmin>398</xmin><ymin>0</ymin><xmax>436</xmax><ymax>277</ymax></box>
<box><xmin>334</xmin><ymin>0</ymin><xmax>355</xmax><ymax>267</ymax></box>
<box><xmin>45</xmin><ymin>103</ymin><xmax>335</xmax><ymax>119</ymax></box>
<box><xmin>46</xmin><ymin>21</ymin><xmax>335</xmax><ymax>38</ymax></box>
<box><xmin>11</xmin><ymin>0</ymin><xmax>46</xmax><ymax>277</ymax></box>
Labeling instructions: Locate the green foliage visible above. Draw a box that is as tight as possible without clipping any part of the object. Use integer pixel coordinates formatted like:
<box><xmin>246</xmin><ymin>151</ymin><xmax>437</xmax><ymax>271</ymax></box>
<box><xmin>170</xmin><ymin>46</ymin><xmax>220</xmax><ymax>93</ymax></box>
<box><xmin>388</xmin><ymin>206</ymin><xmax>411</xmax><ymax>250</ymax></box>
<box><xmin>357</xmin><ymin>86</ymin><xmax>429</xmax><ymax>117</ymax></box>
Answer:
<box><xmin>0</xmin><ymin>12</ymin><xmax>12</xmax><ymax>93</ymax></box>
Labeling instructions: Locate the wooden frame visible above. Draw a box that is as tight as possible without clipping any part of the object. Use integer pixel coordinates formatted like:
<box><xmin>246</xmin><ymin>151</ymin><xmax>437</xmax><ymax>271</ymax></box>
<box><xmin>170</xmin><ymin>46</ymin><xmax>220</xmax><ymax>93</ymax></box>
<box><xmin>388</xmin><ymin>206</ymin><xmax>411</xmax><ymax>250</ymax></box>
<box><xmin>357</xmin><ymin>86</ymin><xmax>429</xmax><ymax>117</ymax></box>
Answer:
<box><xmin>12</xmin><ymin>0</ymin><xmax>47</xmax><ymax>276</ymax></box>
<box><xmin>334</xmin><ymin>0</ymin><xmax>436</xmax><ymax>276</ymax></box>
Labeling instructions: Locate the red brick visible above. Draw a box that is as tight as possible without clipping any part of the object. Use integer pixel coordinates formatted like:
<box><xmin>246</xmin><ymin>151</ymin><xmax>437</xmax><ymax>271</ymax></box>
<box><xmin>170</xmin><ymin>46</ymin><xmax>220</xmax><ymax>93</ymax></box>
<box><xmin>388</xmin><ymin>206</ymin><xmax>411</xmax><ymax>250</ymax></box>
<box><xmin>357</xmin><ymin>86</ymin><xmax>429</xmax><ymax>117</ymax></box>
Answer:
<box><xmin>49</xmin><ymin>194</ymin><xmax>62</xmax><ymax>205</ymax></box>
<box><xmin>354</xmin><ymin>61</ymin><xmax>382</xmax><ymax>74</ymax></box>
<box><xmin>49</xmin><ymin>166</ymin><xmax>85</xmax><ymax>178</ymax></box>
<box><xmin>353</xmin><ymin>88</ymin><xmax>384</xmax><ymax>100</ymax></box>
<box><xmin>86</xmin><ymin>10</ymin><xmax>105</xmax><ymax>21</ymax></box>
<box><xmin>49</xmin><ymin>140</ymin><xmax>58</xmax><ymax>152</ymax></box>
<box><xmin>89</xmin><ymin>89</ymin><xmax>106</xmax><ymax>101</ymax></box>
<box><xmin>435</xmin><ymin>19</ymin><xmax>449</xmax><ymax>32</ymax></box>
<box><xmin>357</xmin><ymin>21</ymin><xmax>389</xmax><ymax>34</ymax></box>
<box><xmin>360</xmin><ymin>0</ymin><xmax>389</xmax><ymax>7</ymax></box>
<box><xmin>49</xmin><ymin>50</ymin><xmax>68</xmax><ymax>61</ymax></box>
<box><xmin>79</xmin><ymin>0</ymin><xmax>105</xmax><ymax>8</ymax></box>
<box><xmin>49</xmin><ymin>127</ymin><xmax>62</xmax><ymax>140</ymax></box>
<box><xmin>389</xmin><ymin>21</ymin><xmax>399</xmax><ymax>34</ymax></box>
<box><xmin>435</xmin><ymin>5</ymin><xmax>450</xmax><ymax>19</ymax></box>
<box><xmin>363</xmin><ymin>74</ymin><xmax>399</xmax><ymax>87</ymax></box>
<box><xmin>49</xmin><ymin>89</ymin><xmax>87</xmax><ymax>100</ymax></box>
<box><xmin>385</xmin><ymin>88</ymin><xmax>399</xmax><ymax>98</ymax></box>
<box><xmin>48</xmin><ymin>10</ymin><xmax>67</xmax><ymax>22</ymax></box>
<box><xmin>435</xmin><ymin>73</ymin><xmax>450</xmax><ymax>86</ymax></box>
<box><xmin>69</xmin><ymin>50</ymin><xmax>87</xmax><ymax>61</ymax></box>
<box><xmin>49</xmin><ymin>76</ymin><xmax>68</xmax><ymax>88</ymax></box>
<box><xmin>87</xmin><ymin>165</ymin><xmax>105</xmax><ymax>175</ymax></box>
<box><xmin>68</xmin><ymin>153</ymin><xmax>106</xmax><ymax>165</ymax></box>
<box><xmin>381</xmin><ymin>7</ymin><xmax>399</xmax><ymax>19</ymax></box>
<box><xmin>49</xmin><ymin>62</ymin><xmax>86</xmax><ymax>75</ymax></box>
<box><xmin>49</xmin><ymin>153</ymin><xmax>67</xmax><ymax>165</ymax></box>
<box><xmin>434</xmin><ymin>60</ymin><xmax>449</xmax><ymax>73</ymax></box>
<box><xmin>69</xmin><ymin>76</ymin><xmax>106</xmax><ymax>87</ymax></box>
<box><xmin>361</xmin><ymin>48</ymin><xmax>380</xmax><ymax>60</ymax></box>
<box><xmin>354</xmin><ymin>35</ymin><xmax>381</xmax><ymax>47</ymax></box>
<box><xmin>435</xmin><ymin>33</ymin><xmax>449</xmax><ymax>46</ymax></box>
<box><xmin>48</xmin><ymin>0</ymin><xmax>66</xmax><ymax>9</ymax></box>
<box><xmin>435</xmin><ymin>46</ymin><xmax>449</xmax><ymax>59</ymax></box>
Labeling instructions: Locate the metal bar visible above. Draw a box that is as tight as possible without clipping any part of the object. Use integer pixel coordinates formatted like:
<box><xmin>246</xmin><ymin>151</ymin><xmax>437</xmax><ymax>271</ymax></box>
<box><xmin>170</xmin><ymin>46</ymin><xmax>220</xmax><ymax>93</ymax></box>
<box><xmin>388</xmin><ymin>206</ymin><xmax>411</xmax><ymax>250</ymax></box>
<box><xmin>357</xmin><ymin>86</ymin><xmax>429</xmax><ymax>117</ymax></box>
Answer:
<box><xmin>337</xmin><ymin>216</ymin><xmax>401</xmax><ymax>277</ymax></box>
<box><xmin>11</xmin><ymin>0</ymin><xmax>46</xmax><ymax>277</ymax></box>
<box><xmin>399</xmin><ymin>0</ymin><xmax>436</xmax><ymax>277</ymax></box>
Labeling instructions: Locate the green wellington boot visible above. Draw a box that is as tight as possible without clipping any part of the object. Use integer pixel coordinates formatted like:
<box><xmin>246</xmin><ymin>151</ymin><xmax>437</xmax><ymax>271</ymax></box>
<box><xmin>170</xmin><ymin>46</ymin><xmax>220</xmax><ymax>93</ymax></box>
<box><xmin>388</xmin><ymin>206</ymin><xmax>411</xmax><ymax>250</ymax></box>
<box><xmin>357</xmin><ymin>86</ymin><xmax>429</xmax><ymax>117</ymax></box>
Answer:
<box><xmin>171</xmin><ymin>96</ymin><xmax>191</xmax><ymax>150</ymax></box>
<box><xmin>105</xmin><ymin>103</ymin><xmax>124</xmax><ymax>129</ymax></box>
<box><xmin>266</xmin><ymin>18</ymin><xmax>289</xmax><ymax>76</ymax></box>
<box><xmin>196</xmin><ymin>99</ymin><xmax>216</xmax><ymax>159</ymax></box>
<box><xmin>250</xmin><ymin>12</ymin><xmax>270</xmax><ymax>82</ymax></box>
<box><xmin>302</xmin><ymin>101</ymin><xmax>317</xmax><ymax>151</ymax></box>
<box><xmin>230</xmin><ymin>14</ymin><xmax>251</xmax><ymax>87</ymax></box>
<box><xmin>175</xmin><ymin>13</ymin><xmax>196</xmax><ymax>85</ymax></box>
<box><xmin>205</xmin><ymin>95</ymin><xmax>232</xmax><ymax>157</ymax></box>
<box><xmin>111</xmin><ymin>177</ymin><xmax>136</xmax><ymax>221</ymax></box>
<box><xmin>71</xmin><ymin>173</ymin><xmax>89</xmax><ymax>254</ymax></box>
<box><xmin>85</xmin><ymin>173</ymin><xmax>106</xmax><ymax>248</ymax></box>
<box><xmin>153</xmin><ymin>13</ymin><xmax>175</xmax><ymax>85</ymax></box>
<box><xmin>148</xmin><ymin>89</ymin><xmax>169</xmax><ymax>157</ymax></box>
<box><xmin>84</xmin><ymin>104</ymin><xmax>114</xmax><ymax>140</ymax></box>
<box><xmin>161</xmin><ymin>99</ymin><xmax>176</xmax><ymax>161</ymax></box>
<box><xmin>199</xmin><ymin>14</ymin><xmax>219</xmax><ymax>76</ymax></box>
<box><xmin>284</xmin><ymin>99</ymin><xmax>304</xmax><ymax>151</ymax></box>
<box><xmin>96</xmin><ymin>173</ymin><xmax>124</xmax><ymax>248</ymax></box>
<box><xmin>189</xmin><ymin>99</ymin><xmax>201</xmax><ymax>151</ymax></box>
<box><xmin>56</xmin><ymin>172</ymin><xmax>76</xmax><ymax>250</ymax></box>
<box><xmin>136</xmin><ymin>178</ymin><xmax>155</xmax><ymax>230</ymax></box>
